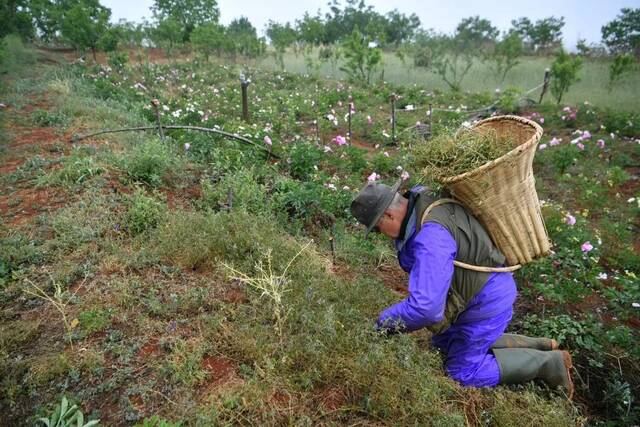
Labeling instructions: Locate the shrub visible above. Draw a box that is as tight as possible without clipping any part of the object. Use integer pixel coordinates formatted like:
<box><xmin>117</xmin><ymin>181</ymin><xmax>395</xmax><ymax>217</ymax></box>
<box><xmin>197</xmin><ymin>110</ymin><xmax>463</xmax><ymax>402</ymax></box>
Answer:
<box><xmin>340</xmin><ymin>28</ymin><xmax>382</xmax><ymax>85</ymax></box>
<box><xmin>200</xmin><ymin>167</ymin><xmax>272</xmax><ymax>215</ymax></box>
<box><xmin>124</xmin><ymin>188</ymin><xmax>166</xmax><ymax>236</ymax></box>
<box><xmin>78</xmin><ymin>308</ymin><xmax>112</xmax><ymax>335</ymax></box>
<box><xmin>122</xmin><ymin>137</ymin><xmax>180</xmax><ymax>187</ymax></box>
<box><xmin>550</xmin><ymin>50</ymin><xmax>582</xmax><ymax>105</ymax></box>
<box><xmin>107</xmin><ymin>51</ymin><xmax>129</xmax><ymax>72</ymax></box>
<box><xmin>283</xmin><ymin>142</ymin><xmax>323</xmax><ymax>180</ymax></box>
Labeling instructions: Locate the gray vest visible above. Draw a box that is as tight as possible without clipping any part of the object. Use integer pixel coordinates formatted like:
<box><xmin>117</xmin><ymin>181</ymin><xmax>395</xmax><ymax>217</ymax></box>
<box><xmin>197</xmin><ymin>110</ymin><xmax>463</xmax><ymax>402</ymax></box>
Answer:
<box><xmin>407</xmin><ymin>190</ymin><xmax>506</xmax><ymax>334</ymax></box>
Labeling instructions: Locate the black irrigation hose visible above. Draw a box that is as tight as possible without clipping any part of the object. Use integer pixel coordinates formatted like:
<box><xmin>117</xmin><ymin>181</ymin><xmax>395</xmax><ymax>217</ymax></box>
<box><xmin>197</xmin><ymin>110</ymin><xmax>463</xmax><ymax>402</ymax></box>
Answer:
<box><xmin>71</xmin><ymin>125</ymin><xmax>279</xmax><ymax>158</ymax></box>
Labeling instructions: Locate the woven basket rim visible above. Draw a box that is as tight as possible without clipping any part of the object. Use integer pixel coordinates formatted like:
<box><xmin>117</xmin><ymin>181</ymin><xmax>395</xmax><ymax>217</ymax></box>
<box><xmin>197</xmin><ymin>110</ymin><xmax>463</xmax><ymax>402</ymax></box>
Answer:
<box><xmin>441</xmin><ymin>115</ymin><xmax>543</xmax><ymax>185</ymax></box>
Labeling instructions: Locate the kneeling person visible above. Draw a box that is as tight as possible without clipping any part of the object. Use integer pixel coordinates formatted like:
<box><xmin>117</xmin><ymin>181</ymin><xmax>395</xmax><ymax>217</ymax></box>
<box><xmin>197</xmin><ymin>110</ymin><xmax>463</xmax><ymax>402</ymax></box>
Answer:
<box><xmin>350</xmin><ymin>180</ymin><xmax>573</xmax><ymax>397</ymax></box>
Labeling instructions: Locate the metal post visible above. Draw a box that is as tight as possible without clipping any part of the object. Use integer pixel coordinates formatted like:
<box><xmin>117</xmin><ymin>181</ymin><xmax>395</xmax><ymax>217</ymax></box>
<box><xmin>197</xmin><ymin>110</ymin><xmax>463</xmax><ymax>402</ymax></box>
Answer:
<box><xmin>240</xmin><ymin>73</ymin><xmax>251</xmax><ymax>122</ymax></box>
<box><xmin>539</xmin><ymin>68</ymin><xmax>551</xmax><ymax>104</ymax></box>
<box><xmin>151</xmin><ymin>99</ymin><xmax>164</xmax><ymax>140</ymax></box>
<box><xmin>390</xmin><ymin>93</ymin><xmax>396</xmax><ymax>143</ymax></box>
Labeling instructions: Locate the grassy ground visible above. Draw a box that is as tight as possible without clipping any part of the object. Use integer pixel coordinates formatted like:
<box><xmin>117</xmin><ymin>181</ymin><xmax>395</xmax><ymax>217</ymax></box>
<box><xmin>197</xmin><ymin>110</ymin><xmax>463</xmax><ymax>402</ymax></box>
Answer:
<box><xmin>258</xmin><ymin>51</ymin><xmax>640</xmax><ymax>113</ymax></box>
<box><xmin>0</xmin><ymin>40</ymin><xmax>638</xmax><ymax>426</ymax></box>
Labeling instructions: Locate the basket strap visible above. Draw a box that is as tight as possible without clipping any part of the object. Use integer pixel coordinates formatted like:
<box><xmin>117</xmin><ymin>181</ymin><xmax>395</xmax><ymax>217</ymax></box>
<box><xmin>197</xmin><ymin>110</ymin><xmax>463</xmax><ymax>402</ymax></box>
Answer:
<box><xmin>421</xmin><ymin>199</ymin><xmax>522</xmax><ymax>273</ymax></box>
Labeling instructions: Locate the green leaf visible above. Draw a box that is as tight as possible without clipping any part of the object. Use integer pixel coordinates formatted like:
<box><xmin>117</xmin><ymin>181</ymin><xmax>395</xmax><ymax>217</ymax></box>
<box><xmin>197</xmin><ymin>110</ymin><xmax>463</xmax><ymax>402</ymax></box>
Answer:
<box><xmin>83</xmin><ymin>420</ymin><xmax>100</xmax><ymax>427</ymax></box>
<box><xmin>37</xmin><ymin>417</ymin><xmax>51</xmax><ymax>427</ymax></box>
<box><xmin>60</xmin><ymin>396</ymin><xmax>68</xmax><ymax>421</ymax></box>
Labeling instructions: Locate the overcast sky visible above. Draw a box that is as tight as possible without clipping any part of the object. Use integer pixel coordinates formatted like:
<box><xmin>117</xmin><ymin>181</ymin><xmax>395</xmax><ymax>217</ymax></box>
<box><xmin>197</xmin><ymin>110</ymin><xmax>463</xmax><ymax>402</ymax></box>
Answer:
<box><xmin>100</xmin><ymin>0</ymin><xmax>640</xmax><ymax>49</ymax></box>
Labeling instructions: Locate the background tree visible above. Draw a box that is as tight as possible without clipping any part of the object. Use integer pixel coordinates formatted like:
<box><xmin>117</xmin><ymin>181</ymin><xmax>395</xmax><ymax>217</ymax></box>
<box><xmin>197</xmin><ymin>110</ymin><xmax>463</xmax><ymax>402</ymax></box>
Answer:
<box><xmin>340</xmin><ymin>27</ymin><xmax>382</xmax><ymax>85</ymax></box>
<box><xmin>0</xmin><ymin>0</ymin><xmax>35</xmax><ymax>39</ymax></box>
<box><xmin>296</xmin><ymin>12</ymin><xmax>326</xmax><ymax>47</ymax></box>
<box><xmin>601</xmin><ymin>8</ymin><xmax>640</xmax><ymax>59</ymax></box>
<box><xmin>550</xmin><ymin>49</ymin><xmax>582</xmax><ymax>104</ymax></box>
<box><xmin>491</xmin><ymin>31</ymin><xmax>523</xmax><ymax>82</ymax></box>
<box><xmin>455</xmin><ymin>15</ymin><xmax>499</xmax><ymax>56</ymax></box>
<box><xmin>154</xmin><ymin>16</ymin><xmax>183</xmax><ymax>56</ymax></box>
<box><xmin>511</xmin><ymin>16</ymin><xmax>564</xmax><ymax>53</ymax></box>
<box><xmin>266</xmin><ymin>21</ymin><xmax>298</xmax><ymax>70</ymax></box>
<box><xmin>28</xmin><ymin>0</ymin><xmax>59</xmax><ymax>42</ymax></box>
<box><xmin>152</xmin><ymin>0</ymin><xmax>219</xmax><ymax>42</ymax></box>
<box><xmin>608</xmin><ymin>53</ymin><xmax>636</xmax><ymax>90</ymax></box>
<box><xmin>190</xmin><ymin>22</ymin><xmax>225</xmax><ymax>61</ymax></box>
<box><xmin>59</xmin><ymin>0</ymin><xmax>111</xmax><ymax>60</ymax></box>
<box><xmin>419</xmin><ymin>16</ymin><xmax>497</xmax><ymax>92</ymax></box>
<box><xmin>227</xmin><ymin>17</ymin><xmax>265</xmax><ymax>59</ymax></box>
<box><xmin>383</xmin><ymin>9</ymin><xmax>421</xmax><ymax>47</ymax></box>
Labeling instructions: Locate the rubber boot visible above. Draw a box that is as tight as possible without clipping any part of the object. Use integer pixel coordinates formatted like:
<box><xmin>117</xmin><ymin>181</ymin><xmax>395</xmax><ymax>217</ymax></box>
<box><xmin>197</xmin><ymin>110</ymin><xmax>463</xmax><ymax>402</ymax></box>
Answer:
<box><xmin>491</xmin><ymin>333</ymin><xmax>558</xmax><ymax>351</ymax></box>
<box><xmin>493</xmin><ymin>348</ymin><xmax>574</xmax><ymax>399</ymax></box>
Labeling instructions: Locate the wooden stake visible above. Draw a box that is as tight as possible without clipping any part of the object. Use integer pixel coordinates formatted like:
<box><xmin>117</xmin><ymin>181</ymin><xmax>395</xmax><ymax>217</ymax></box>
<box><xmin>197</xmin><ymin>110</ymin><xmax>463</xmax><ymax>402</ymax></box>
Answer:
<box><xmin>151</xmin><ymin>99</ymin><xmax>164</xmax><ymax>140</ymax></box>
<box><xmin>539</xmin><ymin>69</ymin><xmax>551</xmax><ymax>104</ymax></box>
<box><xmin>391</xmin><ymin>93</ymin><xmax>397</xmax><ymax>143</ymax></box>
<box><xmin>428</xmin><ymin>103</ymin><xmax>433</xmax><ymax>139</ymax></box>
<box><xmin>329</xmin><ymin>234</ymin><xmax>336</xmax><ymax>265</ymax></box>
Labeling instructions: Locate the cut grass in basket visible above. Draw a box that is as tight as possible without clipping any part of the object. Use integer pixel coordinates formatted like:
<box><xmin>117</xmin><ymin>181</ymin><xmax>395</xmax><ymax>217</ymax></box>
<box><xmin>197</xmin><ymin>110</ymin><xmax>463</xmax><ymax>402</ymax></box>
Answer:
<box><xmin>413</xmin><ymin>127</ymin><xmax>517</xmax><ymax>186</ymax></box>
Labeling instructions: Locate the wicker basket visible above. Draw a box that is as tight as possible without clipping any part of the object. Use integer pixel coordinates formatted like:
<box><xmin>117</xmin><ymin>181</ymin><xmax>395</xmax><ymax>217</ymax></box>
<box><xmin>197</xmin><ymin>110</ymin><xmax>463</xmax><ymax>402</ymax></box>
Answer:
<box><xmin>441</xmin><ymin>115</ymin><xmax>550</xmax><ymax>266</ymax></box>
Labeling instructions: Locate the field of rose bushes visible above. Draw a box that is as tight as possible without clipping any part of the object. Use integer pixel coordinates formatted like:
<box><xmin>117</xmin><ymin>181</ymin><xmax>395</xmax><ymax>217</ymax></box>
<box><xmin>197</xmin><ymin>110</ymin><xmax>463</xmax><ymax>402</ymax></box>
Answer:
<box><xmin>0</xmin><ymin>43</ymin><xmax>638</xmax><ymax>426</ymax></box>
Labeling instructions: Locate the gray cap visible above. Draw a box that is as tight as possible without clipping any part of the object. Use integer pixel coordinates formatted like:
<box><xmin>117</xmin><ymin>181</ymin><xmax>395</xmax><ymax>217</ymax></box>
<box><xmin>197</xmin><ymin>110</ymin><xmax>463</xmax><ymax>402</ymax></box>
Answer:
<box><xmin>350</xmin><ymin>178</ymin><xmax>402</xmax><ymax>237</ymax></box>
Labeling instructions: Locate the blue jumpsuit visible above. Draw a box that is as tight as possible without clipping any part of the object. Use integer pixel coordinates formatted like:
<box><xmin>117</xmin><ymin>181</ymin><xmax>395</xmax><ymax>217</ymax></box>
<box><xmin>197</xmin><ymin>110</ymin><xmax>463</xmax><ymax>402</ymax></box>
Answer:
<box><xmin>377</xmin><ymin>220</ymin><xmax>517</xmax><ymax>387</ymax></box>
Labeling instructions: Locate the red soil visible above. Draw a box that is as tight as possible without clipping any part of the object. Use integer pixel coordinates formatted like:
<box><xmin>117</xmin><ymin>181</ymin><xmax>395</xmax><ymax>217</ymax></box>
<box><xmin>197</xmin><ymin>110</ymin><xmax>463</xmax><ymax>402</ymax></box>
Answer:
<box><xmin>0</xmin><ymin>186</ymin><xmax>67</xmax><ymax>226</ymax></box>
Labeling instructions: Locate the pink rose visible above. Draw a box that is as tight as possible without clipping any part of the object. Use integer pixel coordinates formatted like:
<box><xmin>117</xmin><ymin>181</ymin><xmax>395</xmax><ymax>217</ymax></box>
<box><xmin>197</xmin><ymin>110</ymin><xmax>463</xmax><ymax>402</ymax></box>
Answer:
<box><xmin>565</xmin><ymin>214</ymin><xmax>576</xmax><ymax>226</ymax></box>
<box><xmin>332</xmin><ymin>135</ymin><xmax>347</xmax><ymax>146</ymax></box>
<box><xmin>367</xmin><ymin>172</ymin><xmax>380</xmax><ymax>182</ymax></box>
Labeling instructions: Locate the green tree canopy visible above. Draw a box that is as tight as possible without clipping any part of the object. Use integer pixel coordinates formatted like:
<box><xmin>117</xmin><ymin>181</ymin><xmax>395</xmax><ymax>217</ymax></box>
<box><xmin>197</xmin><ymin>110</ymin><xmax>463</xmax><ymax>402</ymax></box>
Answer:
<box><xmin>191</xmin><ymin>22</ymin><xmax>225</xmax><ymax>61</ymax></box>
<box><xmin>0</xmin><ymin>0</ymin><xmax>35</xmax><ymax>39</ymax></box>
<box><xmin>59</xmin><ymin>0</ymin><xmax>111</xmax><ymax>59</ymax></box>
<box><xmin>511</xmin><ymin>16</ymin><xmax>564</xmax><ymax>53</ymax></box>
<box><xmin>152</xmin><ymin>0</ymin><xmax>219</xmax><ymax>41</ymax></box>
<box><xmin>601</xmin><ymin>8</ymin><xmax>640</xmax><ymax>58</ymax></box>
<box><xmin>226</xmin><ymin>17</ymin><xmax>265</xmax><ymax>58</ymax></box>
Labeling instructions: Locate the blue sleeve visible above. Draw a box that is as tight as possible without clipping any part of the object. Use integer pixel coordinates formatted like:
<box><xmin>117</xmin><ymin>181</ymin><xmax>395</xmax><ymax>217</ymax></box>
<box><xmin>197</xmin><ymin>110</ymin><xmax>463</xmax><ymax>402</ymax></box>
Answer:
<box><xmin>377</xmin><ymin>222</ymin><xmax>456</xmax><ymax>333</ymax></box>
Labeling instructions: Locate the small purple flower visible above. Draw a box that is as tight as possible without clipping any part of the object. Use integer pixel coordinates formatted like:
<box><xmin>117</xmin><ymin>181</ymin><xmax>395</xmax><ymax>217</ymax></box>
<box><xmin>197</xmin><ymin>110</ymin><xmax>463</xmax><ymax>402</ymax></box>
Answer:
<box><xmin>577</xmin><ymin>142</ymin><xmax>585</xmax><ymax>150</ymax></box>
<box><xmin>184</xmin><ymin>143</ymin><xmax>191</xmax><ymax>151</ymax></box>
<box><xmin>597</xmin><ymin>139</ymin><xmax>605</xmax><ymax>148</ymax></box>
<box><xmin>565</xmin><ymin>214</ymin><xmax>576</xmax><ymax>226</ymax></box>
<box><xmin>264</xmin><ymin>135</ymin><xmax>272</xmax><ymax>146</ymax></box>
<box><xmin>401</xmin><ymin>170</ymin><xmax>410</xmax><ymax>181</ymax></box>
<box><xmin>367</xmin><ymin>115</ymin><xmax>373</xmax><ymax>124</ymax></box>
<box><xmin>581</xmin><ymin>241</ymin><xmax>593</xmax><ymax>253</ymax></box>
<box><xmin>549</xmin><ymin>137</ymin><xmax>561</xmax><ymax>146</ymax></box>
<box><xmin>332</xmin><ymin>135</ymin><xmax>347</xmax><ymax>146</ymax></box>
<box><xmin>581</xmin><ymin>130</ymin><xmax>591</xmax><ymax>139</ymax></box>
<box><xmin>538</xmin><ymin>144</ymin><xmax>548</xmax><ymax>150</ymax></box>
